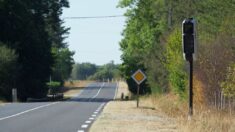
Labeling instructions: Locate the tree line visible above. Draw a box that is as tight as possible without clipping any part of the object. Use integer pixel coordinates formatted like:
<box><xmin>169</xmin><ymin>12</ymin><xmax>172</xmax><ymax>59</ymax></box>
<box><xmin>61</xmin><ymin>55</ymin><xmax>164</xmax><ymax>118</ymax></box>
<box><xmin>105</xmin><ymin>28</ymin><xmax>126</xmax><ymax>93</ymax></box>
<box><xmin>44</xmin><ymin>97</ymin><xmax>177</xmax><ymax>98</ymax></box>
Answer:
<box><xmin>118</xmin><ymin>0</ymin><xmax>235</xmax><ymax>105</ymax></box>
<box><xmin>0</xmin><ymin>0</ymin><xmax>74</xmax><ymax>101</ymax></box>
<box><xmin>71</xmin><ymin>61</ymin><xmax>121</xmax><ymax>81</ymax></box>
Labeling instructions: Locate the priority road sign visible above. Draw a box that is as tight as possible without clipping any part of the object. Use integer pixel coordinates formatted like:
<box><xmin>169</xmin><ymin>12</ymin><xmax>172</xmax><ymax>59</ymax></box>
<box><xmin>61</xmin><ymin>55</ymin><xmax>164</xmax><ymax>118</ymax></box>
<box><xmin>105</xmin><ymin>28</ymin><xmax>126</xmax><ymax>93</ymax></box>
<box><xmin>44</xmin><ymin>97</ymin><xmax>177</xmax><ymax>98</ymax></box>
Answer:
<box><xmin>131</xmin><ymin>69</ymin><xmax>146</xmax><ymax>85</ymax></box>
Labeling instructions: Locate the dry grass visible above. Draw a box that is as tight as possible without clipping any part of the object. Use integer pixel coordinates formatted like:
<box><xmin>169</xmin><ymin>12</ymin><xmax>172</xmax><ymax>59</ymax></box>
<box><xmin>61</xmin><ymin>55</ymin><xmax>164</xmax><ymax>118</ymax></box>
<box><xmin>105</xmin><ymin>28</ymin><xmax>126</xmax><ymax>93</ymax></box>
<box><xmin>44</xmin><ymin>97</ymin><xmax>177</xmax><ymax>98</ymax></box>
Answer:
<box><xmin>90</xmin><ymin>100</ymin><xmax>177</xmax><ymax>132</ymax></box>
<box><xmin>151</xmin><ymin>94</ymin><xmax>235</xmax><ymax>132</ymax></box>
<box><xmin>63</xmin><ymin>80</ymin><xmax>93</xmax><ymax>98</ymax></box>
<box><xmin>90</xmin><ymin>81</ymin><xmax>177</xmax><ymax>132</ymax></box>
<box><xmin>91</xmin><ymin>81</ymin><xmax>234</xmax><ymax>132</ymax></box>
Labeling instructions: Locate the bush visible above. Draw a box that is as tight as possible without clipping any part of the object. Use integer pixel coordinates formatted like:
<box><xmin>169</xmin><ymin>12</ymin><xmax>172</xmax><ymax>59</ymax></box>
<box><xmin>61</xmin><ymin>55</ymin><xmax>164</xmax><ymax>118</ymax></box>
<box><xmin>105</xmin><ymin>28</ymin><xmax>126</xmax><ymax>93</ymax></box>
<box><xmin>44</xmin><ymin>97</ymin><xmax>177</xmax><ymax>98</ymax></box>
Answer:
<box><xmin>47</xmin><ymin>81</ymin><xmax>61</xmax><ymax>95</ymax></box>
<box><xmin>165</xmin><ymin>29</ymin><xmax>187</xmax><ymax>99</ymax></box>
<box><xmin>221</xmin><ymin>64</ymin><xmax>235</xmax><ymax>98</ymax></box>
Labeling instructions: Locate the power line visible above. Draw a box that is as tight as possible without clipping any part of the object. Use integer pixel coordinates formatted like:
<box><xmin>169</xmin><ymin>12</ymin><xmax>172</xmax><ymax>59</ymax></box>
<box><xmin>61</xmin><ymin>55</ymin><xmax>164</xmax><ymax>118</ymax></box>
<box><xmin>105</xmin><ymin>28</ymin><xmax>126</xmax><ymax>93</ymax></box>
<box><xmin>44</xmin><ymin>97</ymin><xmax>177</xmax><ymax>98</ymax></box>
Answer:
<box><xmin>63</xmin><ymin>15</ymin><xmax>125</xmax><ymax>19</ymax></box>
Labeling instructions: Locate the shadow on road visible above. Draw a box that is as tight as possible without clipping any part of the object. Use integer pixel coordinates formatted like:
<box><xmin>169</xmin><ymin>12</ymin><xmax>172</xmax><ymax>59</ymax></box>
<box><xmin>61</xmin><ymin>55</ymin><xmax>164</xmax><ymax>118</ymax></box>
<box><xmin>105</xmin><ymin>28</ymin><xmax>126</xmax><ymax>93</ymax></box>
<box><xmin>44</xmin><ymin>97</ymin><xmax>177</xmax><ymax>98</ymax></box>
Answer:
<box><xmin>69</xmin><ymin>97</ymin><xmax>113</xmax><ymax>103</ymax></box>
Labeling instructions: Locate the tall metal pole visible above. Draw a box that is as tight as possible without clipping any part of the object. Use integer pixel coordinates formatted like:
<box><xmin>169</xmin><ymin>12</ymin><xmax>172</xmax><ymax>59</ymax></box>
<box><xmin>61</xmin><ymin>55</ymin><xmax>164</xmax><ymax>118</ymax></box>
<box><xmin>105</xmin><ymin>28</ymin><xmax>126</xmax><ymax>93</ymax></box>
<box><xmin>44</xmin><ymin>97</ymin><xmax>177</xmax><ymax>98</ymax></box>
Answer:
<box><xmin>189</xmin><ymin>57</ymin><xmax>193</xmax><ymax>116</ymax></box>
<box><xmin>137</xmin><ymin>85</ymin><xmax>140</xmax><ymax>108</ymax></box>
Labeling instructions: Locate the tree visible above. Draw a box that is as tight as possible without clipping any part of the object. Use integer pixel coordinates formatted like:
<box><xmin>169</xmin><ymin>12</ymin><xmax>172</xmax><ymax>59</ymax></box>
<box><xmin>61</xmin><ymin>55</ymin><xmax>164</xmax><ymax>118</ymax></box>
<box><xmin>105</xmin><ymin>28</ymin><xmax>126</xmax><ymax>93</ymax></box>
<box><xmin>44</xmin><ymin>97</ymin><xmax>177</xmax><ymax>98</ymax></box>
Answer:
<box><xmin>0</xmin><ymin>44</ymin><xmax>18</xmax><ymax>101</ymax></box>
<box><xmin>118</xmin><ymin>0</ymin><xmax>235</xmax><ymax>103</ymax></box>
<box><xmin>51</xmin><ymin>48</ymin><xmax>74</xmax><ymax>83</ymax></box>
<box><xmin>71</xmin><ymin>63</ymin><xmax>97</xmax><ymax>80</ymax></box>
<box><xmin>0</xmin><ymin>0</ymin><xmax>71</xmax><ymax>100</ymax></box>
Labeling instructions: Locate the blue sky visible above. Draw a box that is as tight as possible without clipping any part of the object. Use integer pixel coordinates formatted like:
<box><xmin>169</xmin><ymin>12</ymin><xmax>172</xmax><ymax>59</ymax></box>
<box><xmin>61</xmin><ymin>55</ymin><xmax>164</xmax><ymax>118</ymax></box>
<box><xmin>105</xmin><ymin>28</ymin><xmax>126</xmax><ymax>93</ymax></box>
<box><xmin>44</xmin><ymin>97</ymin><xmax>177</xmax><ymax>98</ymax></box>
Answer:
<box><xmin>62</xmin><ymin>0</ymin><xmax>126</xmax><ymax>65</ymax></box>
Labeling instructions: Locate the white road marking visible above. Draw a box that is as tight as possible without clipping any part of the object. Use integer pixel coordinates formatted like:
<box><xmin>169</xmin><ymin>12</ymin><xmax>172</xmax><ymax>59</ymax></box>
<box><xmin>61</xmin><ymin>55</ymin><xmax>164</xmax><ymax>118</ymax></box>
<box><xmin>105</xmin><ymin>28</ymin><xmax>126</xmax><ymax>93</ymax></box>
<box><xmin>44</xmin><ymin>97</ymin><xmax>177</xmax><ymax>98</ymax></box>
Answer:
<box><xmin>90</xmin><ymin>83</ymin><xmax>105</xmax><ymax>99</ymax></box>
<box><xmin>94</xmin><ymin>111</ymin><xmax>98</xmax><ymax>114</ymax></box>
<box><xmin>92</xmin><ymin>114</ymin><xmax>96</xmax><ymax>117</ymax></box>
<box><xmin>77</xmin><ymin>130</ymin><xmax>84</xmax><ymax>132</ymax></box>
<box><xmin>113</xmin><ymin>82</ymin><xmax>119</xmax><ymax>99</ymax></box>
<box><xmin>89</xmin><ymin>117</ymin><xmax>95</xmax><ymax>120</ymax></box>
<box><xmin>81</xmin><ymin>124</ymin><xmax>88</xmax><ymax>128</ymax></box>
<box><xmin>85</xmin><ymin>120</ymin><xmax>92</xmax><ymax>124</ymax></box>
<box><xmin>0</xmin><ymin>102</ymin><xmax>59</xmax><ymax>121</ymax></box>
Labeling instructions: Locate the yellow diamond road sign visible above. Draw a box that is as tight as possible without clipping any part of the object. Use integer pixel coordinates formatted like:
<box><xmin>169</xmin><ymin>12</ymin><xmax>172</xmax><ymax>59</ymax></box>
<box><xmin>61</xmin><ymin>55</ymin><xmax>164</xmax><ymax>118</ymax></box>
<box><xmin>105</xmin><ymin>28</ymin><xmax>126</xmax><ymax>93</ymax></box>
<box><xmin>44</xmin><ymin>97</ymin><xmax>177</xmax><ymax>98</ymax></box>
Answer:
<box><xmin>132</xmin><ymin>69</ymin><xmax>147</xmax><ymax>85</ymax></box>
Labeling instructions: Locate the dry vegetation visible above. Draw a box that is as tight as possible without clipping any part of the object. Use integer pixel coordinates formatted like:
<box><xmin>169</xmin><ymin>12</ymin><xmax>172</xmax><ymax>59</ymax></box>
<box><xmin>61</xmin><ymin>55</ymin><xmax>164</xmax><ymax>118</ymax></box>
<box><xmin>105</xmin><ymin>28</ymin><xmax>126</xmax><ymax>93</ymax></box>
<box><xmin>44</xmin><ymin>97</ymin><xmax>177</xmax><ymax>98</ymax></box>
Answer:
<box><xmin>91</xmin><ymin>81</ymin><xmax>235</xmax><ymax>132</ymax></box>
<box><xmin>151</xmin><ymin>94</ymin><xmax>235</xmax><ymax>132</ymax></box>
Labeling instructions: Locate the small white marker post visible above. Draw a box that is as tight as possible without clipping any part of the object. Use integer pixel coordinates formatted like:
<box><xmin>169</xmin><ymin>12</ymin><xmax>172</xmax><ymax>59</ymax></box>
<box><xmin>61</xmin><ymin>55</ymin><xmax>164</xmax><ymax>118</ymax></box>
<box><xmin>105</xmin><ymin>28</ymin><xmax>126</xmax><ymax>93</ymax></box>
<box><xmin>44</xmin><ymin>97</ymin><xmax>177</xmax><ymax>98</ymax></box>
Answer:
<box><xmin>12</xmin><ymin>88</ymin><xmax>17</xmax><ymax>102</ymax></box>
<box><xmin>131</xmin><ymin>69</ymin><xmax>146</xmax><ymax>108</ymax></box>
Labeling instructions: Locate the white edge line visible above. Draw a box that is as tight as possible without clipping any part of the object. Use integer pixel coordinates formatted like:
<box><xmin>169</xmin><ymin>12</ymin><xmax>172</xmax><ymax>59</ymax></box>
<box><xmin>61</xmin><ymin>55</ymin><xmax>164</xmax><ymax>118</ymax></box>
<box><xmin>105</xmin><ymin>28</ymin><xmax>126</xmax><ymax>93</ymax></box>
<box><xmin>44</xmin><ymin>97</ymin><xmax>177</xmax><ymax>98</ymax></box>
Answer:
<box><xmin>113</xmin><ymin>82</ymin><xmax>119</xmax><ymax>100</ymax></box>
<box><xmin>77</xmin><ymin>130</ymin><xmax>84</xmax><ymax>132</ymax></box>
<box><xmin>85</xmin><ymin>120</ymin><xmax>92</xmax><ymax>123</ymax></box>
<box><xmin>81</xmin><ymin>124</ymin><xmax>88</xmax><ymax>128</ymax></box>
<box><xmin>0</xmin><ymin>102</ymin><xmax>59</xmax><ymax>121</ymax></box>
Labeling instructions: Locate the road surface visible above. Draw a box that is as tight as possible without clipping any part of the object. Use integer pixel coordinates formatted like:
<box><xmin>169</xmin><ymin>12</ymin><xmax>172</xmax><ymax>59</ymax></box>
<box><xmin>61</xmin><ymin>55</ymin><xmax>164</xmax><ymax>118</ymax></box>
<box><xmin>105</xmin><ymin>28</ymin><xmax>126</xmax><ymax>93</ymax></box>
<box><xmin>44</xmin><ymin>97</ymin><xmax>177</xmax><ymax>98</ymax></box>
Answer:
<box><xmin>0</xmin><ymin>82</ymin><xmax>117</xmax><ymax>132</ymax></box>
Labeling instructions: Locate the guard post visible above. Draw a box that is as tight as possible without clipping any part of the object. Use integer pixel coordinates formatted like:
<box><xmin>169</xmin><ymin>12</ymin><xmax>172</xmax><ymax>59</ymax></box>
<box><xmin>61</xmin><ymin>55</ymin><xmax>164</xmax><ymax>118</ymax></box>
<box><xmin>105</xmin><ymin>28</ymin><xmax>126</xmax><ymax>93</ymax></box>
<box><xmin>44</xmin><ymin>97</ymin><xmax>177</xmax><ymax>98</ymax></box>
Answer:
<box><xmin>12</xmin><ymin>88</ymin><xmax>18</xmax><ymax>102</ymax></box>
<box><xmin>182</xmin><ymin>18</ymin><xmax>196</xmax><ymax>117</ymax></box>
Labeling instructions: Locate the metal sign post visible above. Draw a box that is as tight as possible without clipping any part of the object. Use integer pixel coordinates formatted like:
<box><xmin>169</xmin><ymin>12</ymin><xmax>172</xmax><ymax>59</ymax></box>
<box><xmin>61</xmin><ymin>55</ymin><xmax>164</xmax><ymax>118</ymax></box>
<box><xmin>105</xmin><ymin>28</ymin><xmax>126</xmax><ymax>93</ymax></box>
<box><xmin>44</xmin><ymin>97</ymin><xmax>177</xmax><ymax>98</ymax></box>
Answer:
<box><xmin>182</xmin><ymin>18</ymin><xmax>196</xmax><ymax>118</ymax></box>
<box><xmin>137</xmin><ymin>85</ymin><xmax>140</xmax><ymax>107</ymax></box>
<box><xmin>188</xmin><ymin>55</ymin><xmax>193</xmax><ymax>116</ymax></box>
<box><xmin>131</xmin><ymin>69</ymin><xmax>147</xmax><ymax>108</ymax></box>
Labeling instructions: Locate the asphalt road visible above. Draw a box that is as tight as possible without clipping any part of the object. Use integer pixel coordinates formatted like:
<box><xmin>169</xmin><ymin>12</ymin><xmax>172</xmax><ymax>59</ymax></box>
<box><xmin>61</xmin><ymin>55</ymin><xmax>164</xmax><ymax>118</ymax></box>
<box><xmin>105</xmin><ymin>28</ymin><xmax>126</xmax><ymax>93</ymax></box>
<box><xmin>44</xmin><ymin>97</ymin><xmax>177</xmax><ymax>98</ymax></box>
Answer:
<box><xmin>0</xmin><ymin>82</ymin><xmax>117</xmax><ymax>132</ymax></box>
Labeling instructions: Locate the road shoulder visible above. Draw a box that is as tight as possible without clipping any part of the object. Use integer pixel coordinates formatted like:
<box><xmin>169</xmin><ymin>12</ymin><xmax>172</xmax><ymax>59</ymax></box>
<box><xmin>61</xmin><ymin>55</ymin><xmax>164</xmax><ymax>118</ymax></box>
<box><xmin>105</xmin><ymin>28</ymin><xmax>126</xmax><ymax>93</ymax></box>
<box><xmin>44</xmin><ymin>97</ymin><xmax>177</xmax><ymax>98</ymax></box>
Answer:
<box><xmin>90</xmin><ymin>100</ymin><xmax>177</xmax><ymax>132</ymax></box>
<box><xmin>90</xmin><ymin>81</ymin><xmax>177</xmax><ymax>132</ymax></box>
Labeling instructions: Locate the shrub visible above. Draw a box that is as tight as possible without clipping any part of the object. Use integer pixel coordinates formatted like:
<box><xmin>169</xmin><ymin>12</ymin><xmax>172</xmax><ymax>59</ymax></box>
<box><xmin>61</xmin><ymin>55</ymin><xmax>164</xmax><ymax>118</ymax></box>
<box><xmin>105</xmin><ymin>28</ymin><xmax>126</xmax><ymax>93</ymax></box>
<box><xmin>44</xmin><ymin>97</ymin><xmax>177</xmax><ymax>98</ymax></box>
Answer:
<box><xmin>47</xmin><ymin>81</ymin><xmax>61</xmax><ymax>95</ymax></box>
<box><xmin>165</xmin><ymin>29</ymin><xmax>187</xmax><ymax>99</ymax></box>
<box><xmin>221</xmin><ymin>64</ymin><xmax>235</xmax><ymax>98</ymax></box>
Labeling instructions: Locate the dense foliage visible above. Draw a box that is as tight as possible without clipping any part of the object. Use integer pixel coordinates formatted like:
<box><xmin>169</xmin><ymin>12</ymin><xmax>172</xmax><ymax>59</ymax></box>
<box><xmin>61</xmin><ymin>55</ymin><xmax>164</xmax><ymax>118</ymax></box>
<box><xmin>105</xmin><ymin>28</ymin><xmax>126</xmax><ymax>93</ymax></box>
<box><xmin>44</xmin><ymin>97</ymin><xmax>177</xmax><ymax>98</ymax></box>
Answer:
<box><xmin>71</xmin><ymin>61</ymin><xmax>121</xmax><ymax>81</ymax></box>
<box><xmin>0</xmin><ymin>0</ymin><xmax>74</xmax><ymax>101</ymax></box>
<box><xmin>119</xmin><ymin>0</ymin><xmax>235</xmax><ymax>103</ymax></box>
<box><xmin>0</xmin><ymin>44</ymin><xmax>18</xmax><ymax>100</ymax></box>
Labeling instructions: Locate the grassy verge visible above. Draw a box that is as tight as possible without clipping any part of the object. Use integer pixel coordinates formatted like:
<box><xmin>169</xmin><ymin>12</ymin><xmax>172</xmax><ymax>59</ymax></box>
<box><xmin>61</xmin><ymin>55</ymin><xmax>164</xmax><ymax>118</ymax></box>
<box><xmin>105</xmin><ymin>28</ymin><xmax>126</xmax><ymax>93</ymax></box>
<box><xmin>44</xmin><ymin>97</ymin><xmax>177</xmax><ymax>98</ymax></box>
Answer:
<box><xmin>91</xmin><ymin>81</ymin><xmax>235</xmax><ymax>132</ymax></box>
<box><xmin>150</xmin><ymin>94</ymin><xmax>235</xmax><ymax>132</ymax></box>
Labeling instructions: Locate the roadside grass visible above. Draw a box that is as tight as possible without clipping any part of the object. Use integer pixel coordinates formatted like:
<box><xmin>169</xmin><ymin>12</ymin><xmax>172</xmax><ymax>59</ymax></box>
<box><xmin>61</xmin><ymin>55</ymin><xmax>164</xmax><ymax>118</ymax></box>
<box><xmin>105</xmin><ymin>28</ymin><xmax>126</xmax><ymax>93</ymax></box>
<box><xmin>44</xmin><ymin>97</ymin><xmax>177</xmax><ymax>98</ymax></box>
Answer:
<box><xmin>91</xmin><ymin>81</ymin><xmax>235</xmax><ymax>132</ymax></box>
<box><xmin>150</xmin><ymin>94</ymin><xmax>235</xmax><ymax>132</ymax></box>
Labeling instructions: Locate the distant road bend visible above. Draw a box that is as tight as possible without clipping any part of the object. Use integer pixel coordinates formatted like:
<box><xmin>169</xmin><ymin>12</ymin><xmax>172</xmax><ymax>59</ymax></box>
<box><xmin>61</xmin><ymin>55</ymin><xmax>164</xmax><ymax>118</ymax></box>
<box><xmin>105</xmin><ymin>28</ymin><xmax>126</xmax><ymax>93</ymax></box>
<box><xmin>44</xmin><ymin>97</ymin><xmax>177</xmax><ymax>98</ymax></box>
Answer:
<box><xmin>0</xmin><ymin>82</ymin><xmax>118</xmax><ymax>132</ymax></box>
